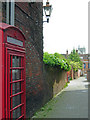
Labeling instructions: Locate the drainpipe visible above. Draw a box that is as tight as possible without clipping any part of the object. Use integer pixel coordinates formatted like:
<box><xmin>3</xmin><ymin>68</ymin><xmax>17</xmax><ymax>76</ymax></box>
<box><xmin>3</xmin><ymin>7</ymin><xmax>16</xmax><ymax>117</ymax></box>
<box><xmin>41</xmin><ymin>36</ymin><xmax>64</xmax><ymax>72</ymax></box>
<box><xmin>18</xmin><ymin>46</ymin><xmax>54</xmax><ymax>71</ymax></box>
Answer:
<box><xmin>6</xmin><ymin>0</ymin><xmax>9</xmax><ymax>24</ymax></box>
<box><xmin>10</xmin><ymin>0</ymin><xmax>15</xmax><ymax>26</ymax></box>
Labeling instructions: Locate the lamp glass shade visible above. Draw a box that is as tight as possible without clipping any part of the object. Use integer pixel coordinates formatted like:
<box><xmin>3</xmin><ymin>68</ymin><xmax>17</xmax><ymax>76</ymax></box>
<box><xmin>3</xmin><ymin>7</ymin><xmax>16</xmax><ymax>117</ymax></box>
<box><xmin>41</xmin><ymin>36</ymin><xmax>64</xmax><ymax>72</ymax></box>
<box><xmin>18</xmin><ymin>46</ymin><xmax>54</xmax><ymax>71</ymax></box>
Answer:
<box><xmin>44</xmin><ymin>5</ymin><xmax>52</xmax><ymax>18</ymax></box>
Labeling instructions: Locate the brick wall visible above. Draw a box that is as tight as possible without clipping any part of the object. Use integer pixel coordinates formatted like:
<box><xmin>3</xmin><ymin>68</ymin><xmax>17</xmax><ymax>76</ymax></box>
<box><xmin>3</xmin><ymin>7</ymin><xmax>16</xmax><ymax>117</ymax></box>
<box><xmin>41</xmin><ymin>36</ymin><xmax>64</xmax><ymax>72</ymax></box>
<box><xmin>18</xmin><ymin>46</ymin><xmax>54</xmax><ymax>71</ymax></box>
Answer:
<box><xmin>1</xmin><ymin>2</ymin><xmax>44</xmax><ymax>118</ymax></box>
<box><xmin>43</xmin><ymin>65</ymin><xmax>67</xmax><ymax>103</ymax></box>
<box><xmin>0</xmin><ymin>2</ymin><xmax>5</xmax><ymax>22</ymax></box>
<box><xmin>15</xmin><ymin>2</ymin><xmax>43</xmax><ymax>117</ymax></box>
<box><xmin>0</xmin><ymin>2</ymin><xmax>2</xmax><ymax>22</ymax></box>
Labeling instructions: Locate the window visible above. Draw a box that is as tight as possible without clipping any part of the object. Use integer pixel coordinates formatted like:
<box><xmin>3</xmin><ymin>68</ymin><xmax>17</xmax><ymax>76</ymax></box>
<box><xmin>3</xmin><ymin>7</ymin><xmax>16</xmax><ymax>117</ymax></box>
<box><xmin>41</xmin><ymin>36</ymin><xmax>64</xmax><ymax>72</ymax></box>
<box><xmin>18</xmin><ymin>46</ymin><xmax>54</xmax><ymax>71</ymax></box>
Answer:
<box><xmin>84</xmin><ymin>63</ymin><xmax>86</xmax><ymax>69</ymax></box>
<box><xmin>7</xmin><ymin>36</ymin><xmax>23</xmax><ymax>46</ymax></box>
<box><xmin>88</xmin><ymin>63</ymin><xmax>90</xmax><ymax>69</ymax></box>
<box><xmin>10</xmin><ymin>55</ymin><xmax>24</xmax><ymax>119</ymax></box>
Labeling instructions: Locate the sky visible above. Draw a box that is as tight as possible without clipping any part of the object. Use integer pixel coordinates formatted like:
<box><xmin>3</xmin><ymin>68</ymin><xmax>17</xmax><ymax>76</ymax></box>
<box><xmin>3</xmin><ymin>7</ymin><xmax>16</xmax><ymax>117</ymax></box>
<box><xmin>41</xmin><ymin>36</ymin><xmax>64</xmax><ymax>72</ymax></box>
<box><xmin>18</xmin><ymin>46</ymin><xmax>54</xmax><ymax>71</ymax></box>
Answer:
<box><xmin>43</xmin><ymin>0</ymin><xmax>89</xmax><ymax>54</ymax></box>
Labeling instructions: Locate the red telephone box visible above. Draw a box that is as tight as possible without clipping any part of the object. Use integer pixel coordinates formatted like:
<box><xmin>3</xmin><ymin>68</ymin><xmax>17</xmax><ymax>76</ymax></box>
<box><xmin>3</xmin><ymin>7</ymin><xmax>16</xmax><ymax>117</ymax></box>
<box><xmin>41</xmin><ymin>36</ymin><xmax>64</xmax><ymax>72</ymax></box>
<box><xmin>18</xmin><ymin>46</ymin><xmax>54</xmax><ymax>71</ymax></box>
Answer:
<box><xmin>0</xmin><ymin>23</ymin><xmax>26</xmax><ymax>119</ymax></box>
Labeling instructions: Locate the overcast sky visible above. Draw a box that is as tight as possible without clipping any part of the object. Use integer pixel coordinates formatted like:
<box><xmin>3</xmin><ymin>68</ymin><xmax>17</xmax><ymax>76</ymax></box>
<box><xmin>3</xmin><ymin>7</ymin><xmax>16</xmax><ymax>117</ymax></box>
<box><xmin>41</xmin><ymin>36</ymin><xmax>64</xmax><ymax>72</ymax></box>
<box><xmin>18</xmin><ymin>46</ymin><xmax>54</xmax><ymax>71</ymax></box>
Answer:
<box><xmin>43</xmin><ymin>0</ymin><xmax>89</xmax><ymax>54</ymax></box>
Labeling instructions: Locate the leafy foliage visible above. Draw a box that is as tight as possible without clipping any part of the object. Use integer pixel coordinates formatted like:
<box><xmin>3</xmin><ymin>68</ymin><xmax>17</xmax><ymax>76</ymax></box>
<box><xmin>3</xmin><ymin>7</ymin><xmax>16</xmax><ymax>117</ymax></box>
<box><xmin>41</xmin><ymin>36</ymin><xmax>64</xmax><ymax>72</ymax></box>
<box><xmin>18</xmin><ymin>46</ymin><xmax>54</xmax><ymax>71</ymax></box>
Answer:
<box><xmin>68</xmin><ymin>49</ymin><xmax>83</xmax><ymax>71</ymax></box>
<box><xmin>43</xmin><ymin>52</ymin><xmax>71</xmax><ymax>71</ymax></box>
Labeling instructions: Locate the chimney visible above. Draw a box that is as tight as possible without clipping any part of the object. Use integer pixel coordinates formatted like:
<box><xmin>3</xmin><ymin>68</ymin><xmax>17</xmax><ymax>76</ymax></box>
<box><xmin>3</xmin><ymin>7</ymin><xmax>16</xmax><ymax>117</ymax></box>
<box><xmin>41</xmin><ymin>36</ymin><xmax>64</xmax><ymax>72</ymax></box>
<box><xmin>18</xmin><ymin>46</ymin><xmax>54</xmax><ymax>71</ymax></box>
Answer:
<box><xmin>76</xmin><ymin>49</ymin><xmax>78</xmax><ymax>53</ymax></box>
<box><xmin>66</xmin><ymin>50</ymin><xmax>68</xmax><ymax>55</ymax></box>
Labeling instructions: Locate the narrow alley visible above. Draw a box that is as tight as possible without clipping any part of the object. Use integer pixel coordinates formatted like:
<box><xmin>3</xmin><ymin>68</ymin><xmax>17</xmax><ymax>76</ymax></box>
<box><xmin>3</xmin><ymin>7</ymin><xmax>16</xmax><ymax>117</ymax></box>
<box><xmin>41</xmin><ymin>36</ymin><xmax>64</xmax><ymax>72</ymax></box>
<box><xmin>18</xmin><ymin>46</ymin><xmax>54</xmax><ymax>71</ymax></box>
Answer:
<box><xmin>32</xmin><ymin>77</ymin><xmax>89</xmax><ymax>119</ymax></box>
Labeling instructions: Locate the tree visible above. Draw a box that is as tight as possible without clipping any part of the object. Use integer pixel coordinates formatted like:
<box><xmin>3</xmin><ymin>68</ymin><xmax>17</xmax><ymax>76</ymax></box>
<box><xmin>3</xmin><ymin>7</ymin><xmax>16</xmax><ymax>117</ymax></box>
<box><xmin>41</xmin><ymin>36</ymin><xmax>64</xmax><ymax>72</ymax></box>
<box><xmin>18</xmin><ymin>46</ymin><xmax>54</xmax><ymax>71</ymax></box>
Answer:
<box><xmin>68</xmin><ymin>49</ymin><xmax>83</xmax><ymax>71</ymax></box>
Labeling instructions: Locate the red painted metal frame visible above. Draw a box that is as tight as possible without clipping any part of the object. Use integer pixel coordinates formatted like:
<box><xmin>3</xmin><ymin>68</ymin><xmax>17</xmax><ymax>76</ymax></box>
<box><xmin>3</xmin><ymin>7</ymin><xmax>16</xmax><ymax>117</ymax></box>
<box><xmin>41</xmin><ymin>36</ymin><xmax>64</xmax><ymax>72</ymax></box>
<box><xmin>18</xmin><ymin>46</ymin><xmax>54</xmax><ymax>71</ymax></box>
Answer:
<box><xmin>10</xmin><ymin>79</ymin><xmax>24</xmax><ymax>84</ymax></box>
<box><xmin>2</xmin><ymin>30</ymin><xmax>5</xmax><ymax>119</ymax></box>
<box><xmin>10</xmin><ymin>91</ymin><xmax>24</xmax><ymax>98</ymax></box>
<box><xmin>7</xmin><ymin>49</ymin><xmax>26</xmax><ymax>119</ymax></box>
<box><xmin>0</xmin><ymin>23</ymin><xmax>26</xmax><ymax>119</ymax></box>
<box><xmin>10</xmin><ymin>103</ymin><xmax>24</xmax><ymax>112</ymax></box>
<box><xmin>10</xmin><ymin>55</ymin><xmax>13</xmax><ymax>118</ymax></box>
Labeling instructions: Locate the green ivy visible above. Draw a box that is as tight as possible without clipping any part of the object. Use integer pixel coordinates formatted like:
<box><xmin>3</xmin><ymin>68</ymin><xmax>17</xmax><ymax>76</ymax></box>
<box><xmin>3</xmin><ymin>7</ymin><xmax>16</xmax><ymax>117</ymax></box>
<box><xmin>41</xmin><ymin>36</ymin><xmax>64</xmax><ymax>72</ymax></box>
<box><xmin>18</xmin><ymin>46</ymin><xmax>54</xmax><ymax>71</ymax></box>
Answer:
<box><xmin>43</xmin><ymin>52</ymin><xmax>71</xmax><ymax>71</ymax></box>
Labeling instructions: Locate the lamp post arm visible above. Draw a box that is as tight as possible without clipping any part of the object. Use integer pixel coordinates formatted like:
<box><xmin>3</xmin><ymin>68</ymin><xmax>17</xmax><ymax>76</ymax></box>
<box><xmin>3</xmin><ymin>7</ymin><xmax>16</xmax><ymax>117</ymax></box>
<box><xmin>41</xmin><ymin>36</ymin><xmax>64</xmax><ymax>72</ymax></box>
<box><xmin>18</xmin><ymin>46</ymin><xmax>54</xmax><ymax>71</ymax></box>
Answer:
<box><xmin>43</xmin><ymin>18</ymin><xmax>49</xmax><ymax>23</ymax></box>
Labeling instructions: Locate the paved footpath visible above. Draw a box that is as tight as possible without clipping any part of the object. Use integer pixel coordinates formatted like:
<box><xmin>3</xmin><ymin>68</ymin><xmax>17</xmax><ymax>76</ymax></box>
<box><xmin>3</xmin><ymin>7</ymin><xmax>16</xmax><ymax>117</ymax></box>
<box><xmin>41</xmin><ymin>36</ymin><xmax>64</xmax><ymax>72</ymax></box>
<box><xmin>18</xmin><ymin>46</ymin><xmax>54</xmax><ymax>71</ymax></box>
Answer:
<box><xmin>32</xmin><ymin>77</ymin><xmax>89</xmax><ymax>119</ymax></box>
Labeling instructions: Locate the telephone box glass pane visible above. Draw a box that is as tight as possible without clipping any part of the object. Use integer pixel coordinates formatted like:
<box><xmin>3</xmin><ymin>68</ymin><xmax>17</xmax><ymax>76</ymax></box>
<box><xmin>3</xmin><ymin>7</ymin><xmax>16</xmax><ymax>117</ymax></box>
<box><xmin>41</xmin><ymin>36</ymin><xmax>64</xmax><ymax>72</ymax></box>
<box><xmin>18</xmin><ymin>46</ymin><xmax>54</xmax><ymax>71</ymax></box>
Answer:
<box><xmin>12</xmin><ymin>106</ymin><xmax>21</xmax><ymax>118</ymax></box>
<box><xmin>12</xmin><ymin>70</ymin><xmax>21</xmax><ymax>81</ymax></box>
<box><xmin>7</xmin><ymin>36</ymin><xmax>23</xmax><ymax>46</ymax></box>
<box><xmin>12</xmin><ymin>94</ymin><xmax>21</xmax><ymax>108</ymax></box>
<box><xmin>12</xmin><ymin>82</ymin><xmax>21</xmax><ymax>95</ymax></box>
<box><xmin>12</xmin><ymin>56</ymin><xmax>21</xmax><ymax>67</ymax></box>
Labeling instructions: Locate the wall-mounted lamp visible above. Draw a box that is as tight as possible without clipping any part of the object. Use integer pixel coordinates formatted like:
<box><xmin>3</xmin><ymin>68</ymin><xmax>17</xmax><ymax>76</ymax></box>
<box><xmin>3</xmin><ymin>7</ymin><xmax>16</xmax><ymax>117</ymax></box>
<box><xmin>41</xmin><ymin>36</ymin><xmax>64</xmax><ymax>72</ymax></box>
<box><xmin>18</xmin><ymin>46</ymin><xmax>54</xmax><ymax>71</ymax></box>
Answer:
<box><xmin>43</xmin><ymin>0</ymin><xmax>52</xmax><ymax>23</ymax></box>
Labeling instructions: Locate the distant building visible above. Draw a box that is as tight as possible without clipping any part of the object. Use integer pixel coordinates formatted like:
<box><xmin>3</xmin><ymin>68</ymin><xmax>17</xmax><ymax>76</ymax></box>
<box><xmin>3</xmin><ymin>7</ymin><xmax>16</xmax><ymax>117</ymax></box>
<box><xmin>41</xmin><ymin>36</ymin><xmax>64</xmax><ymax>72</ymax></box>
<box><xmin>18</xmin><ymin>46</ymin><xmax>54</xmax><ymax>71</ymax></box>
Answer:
<box><xmin>79</xmin><ymin>54</ymin><xmax>89</xmax><ymax>74</ymax></box>
<box><xmin>78</xmin><ymin>45</ymin><xmax>86</xmax><ymax>54</ymax></box>
<box><xmin>62</xmin><ymin>50</ymin><xmax>89</xmax><ymax>75</ymax></box>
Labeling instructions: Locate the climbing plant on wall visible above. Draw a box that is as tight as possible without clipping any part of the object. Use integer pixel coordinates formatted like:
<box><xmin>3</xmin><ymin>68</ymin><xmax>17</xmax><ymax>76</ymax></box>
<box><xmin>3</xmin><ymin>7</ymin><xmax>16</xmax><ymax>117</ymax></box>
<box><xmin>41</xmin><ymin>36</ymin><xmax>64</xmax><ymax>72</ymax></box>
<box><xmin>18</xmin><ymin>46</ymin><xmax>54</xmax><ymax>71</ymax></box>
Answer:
<box><xmin>43</xmin><ymin>52</ymin><xmax>71</xmax><ymax>71</ymax></box>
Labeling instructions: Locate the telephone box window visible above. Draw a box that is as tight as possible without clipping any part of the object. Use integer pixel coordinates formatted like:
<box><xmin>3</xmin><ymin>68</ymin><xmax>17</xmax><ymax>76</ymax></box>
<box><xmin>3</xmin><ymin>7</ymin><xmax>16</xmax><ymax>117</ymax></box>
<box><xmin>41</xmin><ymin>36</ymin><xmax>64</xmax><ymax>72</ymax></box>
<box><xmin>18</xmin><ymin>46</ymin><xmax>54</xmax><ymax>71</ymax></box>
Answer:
<box><xmin>10</xmin><ymin>55</ymin><xmax>24</xmax><ymax>119</ymax></box>
<box><xmin>12</xmin><ymin>106</ymin><xmax>21</xmax><ymax>118</ymax></box>
<box><xmin>7</xmin><ymin>36</ymin><xmax>23</xmax><ymax>46</ymax></box>
<box><xmin>12</xmin><ymin>82</ymin><xmax>21</xmax><ymax>95</ymax></box>
<box><xmin>12</xmin><ymin>56</ymin><xmax>21</xmax><ymax>67</ymax></box>
<box><xmin>10</xmin><ymin>82</ymin><xmax>21</xmax><ymax>96</ymax></box>
<box><xmin>10</xmin><ymin>95</ymin><xmax>21</xmax><ymax>109</ymax></box>
<box><xmin>12</xmin><ymin>70</ymin><xmax>21</xmax><ymax>81</ymax></box>
<box><xmin>12</xmin><ymin>94</ymin><xmax>21</xmax><ymax>108</ymax></box>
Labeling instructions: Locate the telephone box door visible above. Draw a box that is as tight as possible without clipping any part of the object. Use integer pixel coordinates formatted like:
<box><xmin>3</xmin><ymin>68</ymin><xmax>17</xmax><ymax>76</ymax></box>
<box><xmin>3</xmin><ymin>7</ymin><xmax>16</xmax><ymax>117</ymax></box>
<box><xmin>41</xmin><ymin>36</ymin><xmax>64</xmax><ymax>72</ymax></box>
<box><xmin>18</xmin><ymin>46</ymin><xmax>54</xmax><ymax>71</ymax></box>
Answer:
<box><xmin>7</xmin><ymin>50</ymin><xmax>26</xmax><ymax>119</ymax></box>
